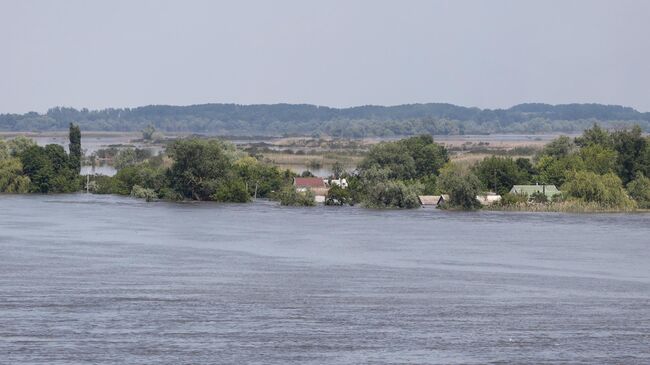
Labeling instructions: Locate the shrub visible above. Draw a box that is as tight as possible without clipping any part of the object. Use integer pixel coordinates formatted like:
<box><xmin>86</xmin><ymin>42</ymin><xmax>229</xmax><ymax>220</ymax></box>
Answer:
<box><xmin>212</xmin><ymin>179</ymin><xmax>250</xmax><ymax>203</ymax></box>
<box><xmin>499</xmin><ymin>192</ymin><xmax>528</xmax><ymax>206</ymax></box>
<box><xmin>88</xmin><ymin>175</ymin><xmax>118</xmax><ymax>194</ymax></box>
<box><xmin>325</xmin><ymin>185</ymin><xmax>352</xmax><ymax>206</ymax></box>
<box><xmin>562</xmin><ymin>171</ymin><xmax>635</xmax><ymax>209</ymax></box>
<box><xmin>438</xmin><ymin>163</ymin><xmax>482</xmax><ymax>210</ymax></box>
<box><xmin>530</xmin><ymin>191</ymin><xmax>548</xmax><ymax>203</ymax></box>
<box><xmin>130</xmin><ymin>185</ymin><xmax>157</xmax><ymax>202</ymax></box>
<box><xmin>158</xmin><ymin>187</ymin><xmax>184</xmax><ymax>201</ymax></box>
<box><xmin>0</xmin><ymin>158</ymin><xmax>30</xmax><ymax>193</ymax></box>
<box><xmin>277</xmin><ymin>186</ymin><xmax>316</xmax><ymax>206</ymax></box>
<box><xmin>627</xmin><ymin>174</ymin><xmax>650</xmax><ymax>209</ymax></box>
<box><xmin>363</xmin><ymin>180</ymin><xmax>422</xmax><ymax>209</ymax></box>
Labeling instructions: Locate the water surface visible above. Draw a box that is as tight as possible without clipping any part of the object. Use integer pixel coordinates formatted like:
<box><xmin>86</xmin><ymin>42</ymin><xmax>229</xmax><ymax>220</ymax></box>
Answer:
<box><xmin>1</xmin><ymin>194</ymin><xmax>649</xmax><ymax>364</ymax></box>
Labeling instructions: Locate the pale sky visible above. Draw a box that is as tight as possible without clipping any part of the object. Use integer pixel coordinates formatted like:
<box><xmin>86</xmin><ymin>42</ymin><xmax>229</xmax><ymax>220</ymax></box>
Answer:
<box><xmin>1</xmin><ymin>0</ymin><xmax>649</xmax><ymax>113</ymax></box>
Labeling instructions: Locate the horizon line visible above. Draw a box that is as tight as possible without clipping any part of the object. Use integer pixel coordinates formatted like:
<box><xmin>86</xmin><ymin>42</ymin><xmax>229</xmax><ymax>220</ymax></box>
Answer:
<box><xmin>3</xmin><ymin>101</ymin><xmax>647</xmax><ymax>115</ymax></box>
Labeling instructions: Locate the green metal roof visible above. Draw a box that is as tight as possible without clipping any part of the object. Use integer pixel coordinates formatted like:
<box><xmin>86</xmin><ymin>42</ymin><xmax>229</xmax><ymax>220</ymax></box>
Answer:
<box><xmin>510</xmin><ymin>185</ymin><xmax>561</xmax><ymax>198</ymax></box>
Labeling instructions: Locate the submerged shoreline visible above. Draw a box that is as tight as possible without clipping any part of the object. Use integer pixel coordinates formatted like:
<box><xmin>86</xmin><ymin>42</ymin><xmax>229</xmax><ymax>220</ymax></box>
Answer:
<box><xmin>3</xmin><ymin>192</ymin><xmax>649</xmax><ymax>214</ymax></box>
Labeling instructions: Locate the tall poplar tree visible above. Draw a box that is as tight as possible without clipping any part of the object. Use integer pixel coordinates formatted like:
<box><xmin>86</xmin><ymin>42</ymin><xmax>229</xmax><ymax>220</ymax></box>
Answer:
<box><xmin>68</xmin><ymin>123</ymin><xmax>81</xmax><ymax>174</ymax></box>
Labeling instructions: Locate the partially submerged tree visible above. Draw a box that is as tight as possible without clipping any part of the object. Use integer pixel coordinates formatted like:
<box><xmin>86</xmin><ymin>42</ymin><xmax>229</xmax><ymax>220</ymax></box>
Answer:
<box><xmin>20</xmin><ymin>144</ymin><xmax>79</xmax><ymax>193</ymax></box>
<box><xmin>68</xmin><ymin>123</ymin><xmax>81</xmax><ymax>174</ymax></box>
<box><xmin>355</xmin><ymin>135</ymin><xmax>447</xmax><ymax>208</ymax></box>
<box><xmin>166</xmin><ymin>139</ymin><xmax>236</xmax><ymax>201</ymax></box>
<box><xmin>626</xmin><ymin>174</ymin><xmax>650</xmax><ymax>209</ymax></box>
<box><xmin>277</xmin><ymin>185</ymin><xmax>316</xmax><ymax>206</ymax></box>
<box><xmin>472</xmin><ymin>156</ymin><xmax>528</xmax><ymax>195</ymax></box>
<box><xmin>0</xmin><ymin>158</ymin><xmax>30</xmax><ymax>193</ymax></box>
<box><xmin>561</xmin><ymin>171</ymin><xmax>635</xmax><ymax>209</ymax></box>
<box><xmin>325</xmin><ymin>185</ymin><xmax>352</xmax><ymax>206</ymax></box>
<box><xmin>438</xmin><ymin>163</ymin><xmax>482</xmax><ymax>210</ymax></box>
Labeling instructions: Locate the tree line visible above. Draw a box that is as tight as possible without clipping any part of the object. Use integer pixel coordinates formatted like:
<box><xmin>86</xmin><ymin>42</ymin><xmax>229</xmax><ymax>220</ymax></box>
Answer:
<box><xmin>2</xmin><ymin>123</ymin><xmax>650</xmax><ymax>211</ymax></box>
<box><xmin>1</xmin><ymin>102</ymin><xmax>649</xmax><ymax>137</ymax></box>
<box><xmin>0</xmin><ymin>124</ymin><xmax>82</xmax><ymax>193</ymax></box>
<box><xmin>313</xmin><ymin>124</ymin><xmax>650</xmax><ymax>210</ymax></box>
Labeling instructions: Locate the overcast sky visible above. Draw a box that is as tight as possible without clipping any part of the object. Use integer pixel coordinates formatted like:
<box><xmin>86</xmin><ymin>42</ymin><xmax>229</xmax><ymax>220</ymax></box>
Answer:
<box><xmin>1</xmin><ymin>0</ymin><xmax>649</xmax><ymax>113</ymax></box>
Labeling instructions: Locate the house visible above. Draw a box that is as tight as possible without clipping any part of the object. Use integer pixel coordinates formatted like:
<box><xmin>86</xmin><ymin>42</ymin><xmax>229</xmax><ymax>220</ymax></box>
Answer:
<box><xmin>293</xmin><ymin>177</ymin><xmax>326</xmax><ymax>191</ymax></box>
<box><xmin>418</xmin><ymin>194</ymin><xmax>449</xmax><ymax>207</ymax></box>
<box><xmin>293</xmin><ymin>177</ymin><xmax>329</xmax><ymax>201</ymax></box>
<box><xmin>418</xmin><ymin>195</ymin><xmax>440</xmax><ymax>206</ymax></box>
<box><xmin>510</xmin><ymin>184</ymin><xmax>560</xmax><ymax>200</ymax></box>
<box><xmin>476</xmin><ymin>192</ymin><xmax>501</xmax><ymax>205</ymax></box>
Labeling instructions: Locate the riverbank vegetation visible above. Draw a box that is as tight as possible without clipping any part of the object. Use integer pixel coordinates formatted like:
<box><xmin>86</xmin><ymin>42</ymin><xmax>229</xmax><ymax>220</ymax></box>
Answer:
<box><xmin>89</xmin><ymin>139</ymin><xmax>294</xmax><ymax>203</ymax></box>
<box><xmin>0</xmin><ymin>124</ymin><xmax>82</xmax><ymax>193</ymax></box>
<box><xmin>2</xmin><ymin>123</ymin><xmax>650</xmax><ymax>212</ymax></box>
<box><xmin>484</xmin><ymin>124</ymin><xmax>650</xmax><ymax>211</ymax></box>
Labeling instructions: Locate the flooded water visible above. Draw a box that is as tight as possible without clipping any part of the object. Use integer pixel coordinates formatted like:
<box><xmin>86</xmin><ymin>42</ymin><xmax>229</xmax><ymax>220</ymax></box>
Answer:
<box><xmin>1</xmin><ymin>194</ymin><xmax>649</xmax><ymax>364</ymax></box>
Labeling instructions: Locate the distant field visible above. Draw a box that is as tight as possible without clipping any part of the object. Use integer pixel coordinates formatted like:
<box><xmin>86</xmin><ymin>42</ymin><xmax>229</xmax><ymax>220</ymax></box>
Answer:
<box><xmin>3</xmin><ymin>131</ymin><xmax>551</xmax><ymax>174</ymax></box>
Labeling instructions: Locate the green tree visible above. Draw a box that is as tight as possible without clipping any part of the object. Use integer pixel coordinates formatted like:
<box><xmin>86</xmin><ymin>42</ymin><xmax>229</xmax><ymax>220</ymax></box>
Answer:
<box><xmin>211</xmin><ymin>178</ymin><xmax>250</xmax><ymax>203</ymax></box>
<box><xmin>515</xmin><ymin>157</ymin><xmax>536</xmax><ymax>181</ymax></box>
<box><xmin>611</xmin><ymin>126</ymin><xmax>648</xmax><ymax>184</ymax></box>
<box><xmin>562</xmin><ymin>171</ymin><xmax>635</xmax><ymax>209</ymax></box>
<box><xmin>538</xmin><ymin>135</ymin><xmax>576</xmax><ymax>159</ymax></box>
<box><xmin>438</xmin><ymin>163</ymin><xmax>482</xmax><ymax>210</ymax></box>
<box><xmin>130</xmin><ymin>185</ymin><xmax>157</xmax><ymax>202</ymax></box>
<box><xmin>362</xmin><ymin>180</ymin><xmax>422</xmax><ymax>208</ymax></box>
<box><xmin>359</xmin><ymin>135</ymin><xmax>448</xmax><ymax>180</ymax></box>
<box><xmin>142</xmin><ymin>124</ymin><xmax>156</xmax><ymax>141</ymax></box>
<box><xmin>0</xmin><ymin>140</ymin><xmax>8</xmax><ymax>161</ymax></box>
<box><xmin>419</xmin><ymin>174</ymin><xmax>437</xmax><ymax>195</ymax></box>
<box><xmin>68</xmin><ymin>123</ymin><xmax>82</xmax><ymax>174</ymax></box>
<box><xmin>111</xmin><ymin>165</ymin><xmax>143</xmax><ymax>195</ymax></box>
<box><xmin>574</xmin><ymin>123</ymin><xmax>612</xmax><ymax>148</ymax></box>
<box><xmin>276</xmin><ymin>185</ymin><xmax>316</xmax><ymax>206</ymax></box>
<box><xmin>359</xmin><ymin>142</ymin><xmax>416</xmax><ymax>180</ymax></box>
<box><xmin>113</xmin><ymin>148</ymin><xmax>138</xmax><ymax>170</ymax></box>
<box><xmin>398</xmin><ymin>134</ymin><xmax>449</xmax><ymax>177</ymax></box>
<box><xmin>20</xmin><ymin>144</ymin><xmax>79</xmax><ymax>193</ymax></box>
<box><xmin>166</xmin><ymin>139</ymin><xmax>235</xmax><ymax>201</ymax></box>
<box><xmin>579</xmin><ymin>144</ymin><xmax>617</xmax><ymax>175</ymax></box>
<box><xmin>0</xmin><ymin>158</ymin><xmax>30</xmax><ymax>193</ymax></box>
<box><xmin>626</xmin><ymin>173</ymin><xmax>650</xmax><ymax>209</ymax></box>
<box><xmin>7</xmin><ymin>136</ymin><xmax>37</xmax><ymax>156</ymax></box>
<box><xmin>472</xmin><ymin>156</ymin><xmax>527</xmax><ymax>195</ymax></box>
<box><xmin>535</xmin><ymin>154</ymin><xmax>585</xmax><ymax>187</ymax></box>
<box><xmin>234</xmin><ymin>156</ymin><xmax>286</xmax><ymax>198</ymax></box>
<box><xmin>325</xmin><ymin>185</ymin><xmax>352</xmax><ymax>206</ymax></box>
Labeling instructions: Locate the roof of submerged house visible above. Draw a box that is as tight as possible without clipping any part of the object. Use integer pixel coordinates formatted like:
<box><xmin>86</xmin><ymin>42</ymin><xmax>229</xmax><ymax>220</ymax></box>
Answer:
<box><xmin>510</xmin><ymin>184</ymin><xmax>560</xmax><ymax>197</ymax></box>
<box><xmin>293</xmin><ymin>177</ymin><xmax>326</xmax><ymax>188</ymax></box>
<box><xmin>418</xmin><ymin>195</ymin><xmax>449</xmax><ymax>205</ymax></box>
<box><xmin>418</xmin><ymin>195</ymin><xmax>442</xmax><ymax>205</ymax></box>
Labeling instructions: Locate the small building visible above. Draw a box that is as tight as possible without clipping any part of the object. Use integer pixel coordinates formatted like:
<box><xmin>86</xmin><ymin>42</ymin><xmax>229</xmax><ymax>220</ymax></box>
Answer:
<box><xmin>419</xmin><ymin>195</ymin><xmax>441</xmax><ymax>206</ymax></box>
<box><xmin>418</xmin><ymin>194</ymin><xmax>449</xmax><ymax>207</ymax></box>
<box><xmin>294</xmin><ymin>177</ymin><xmax>327</xmax><ymax>191</ymax></box>
<box><xmin>476</xmin><ymin>192</ymin><xmax>502</xmax><ymax>205</ymax></box>
<box><xmin>293</xmin><ymin>177</ymin><xmax>329</xmax><ymax>200</ymax></box>
<box><xmin>510</xmin><ymin>184</ymin><xmax>560</xmax><ymax>200</ymax></box>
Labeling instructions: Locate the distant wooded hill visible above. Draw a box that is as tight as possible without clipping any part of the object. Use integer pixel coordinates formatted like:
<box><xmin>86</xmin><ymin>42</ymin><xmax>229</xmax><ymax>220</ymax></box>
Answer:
<box><xmin>2</xmin><ymin>103</ymin><xmax>649</xmax><ymax>137</ymax></box>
